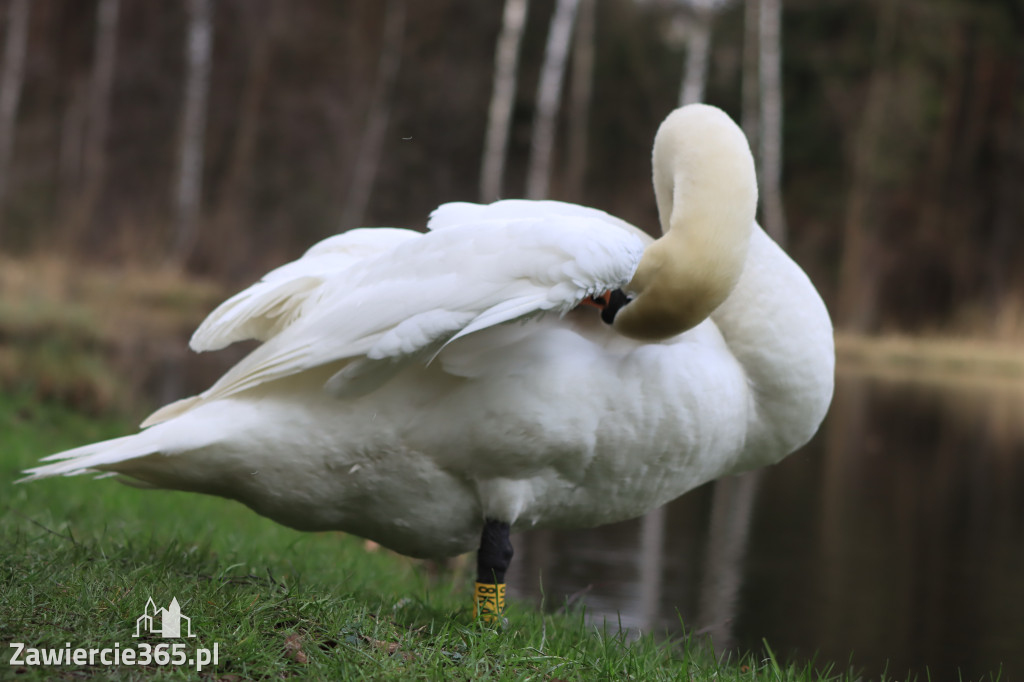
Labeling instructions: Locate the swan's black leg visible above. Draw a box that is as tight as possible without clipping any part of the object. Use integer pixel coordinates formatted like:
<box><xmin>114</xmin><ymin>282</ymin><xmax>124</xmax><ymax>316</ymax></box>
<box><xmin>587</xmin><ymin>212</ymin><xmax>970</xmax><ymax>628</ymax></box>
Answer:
<box><xmin>474</xmin><ymin>519</ymin><xmax>513</xmax><ymax>623</ymax></box>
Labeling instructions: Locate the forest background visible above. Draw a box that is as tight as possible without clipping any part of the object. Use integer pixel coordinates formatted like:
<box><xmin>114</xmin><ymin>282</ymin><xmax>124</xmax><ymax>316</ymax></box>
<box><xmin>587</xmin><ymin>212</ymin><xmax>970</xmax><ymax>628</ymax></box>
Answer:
<box><xmin>0</xmin><ymin>0</ymin><xmax>1022</xmax><ymax>409</ymax></box>
<box><xmin>0</xmin><ymin>4</ymin><xmax>1021</xmax><ymax>679</ymax></box>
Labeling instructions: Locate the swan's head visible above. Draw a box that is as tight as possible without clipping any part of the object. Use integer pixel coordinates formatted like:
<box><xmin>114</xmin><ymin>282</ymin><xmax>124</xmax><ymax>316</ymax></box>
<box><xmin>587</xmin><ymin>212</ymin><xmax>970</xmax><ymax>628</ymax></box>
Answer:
<box><xmin>612</xmin><ymin>104</ymin><xmax>758</xmax><ymax>340</ymax></box>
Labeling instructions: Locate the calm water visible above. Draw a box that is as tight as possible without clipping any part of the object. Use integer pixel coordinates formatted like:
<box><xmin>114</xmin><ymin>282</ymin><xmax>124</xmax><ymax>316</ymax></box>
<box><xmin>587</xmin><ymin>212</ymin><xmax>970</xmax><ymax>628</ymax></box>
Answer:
<box><xmin>506</xmin><ymin>375</ymin><xmax>1024</xmax><ymax>681</ymax></box>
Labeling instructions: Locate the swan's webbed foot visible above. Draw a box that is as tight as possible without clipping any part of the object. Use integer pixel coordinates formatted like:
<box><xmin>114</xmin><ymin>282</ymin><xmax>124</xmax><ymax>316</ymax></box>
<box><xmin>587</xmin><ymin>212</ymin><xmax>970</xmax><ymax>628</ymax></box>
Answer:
<box><xmin>474</xmin><ymin>519</ymin><xmax>513</xmax><ymax>624</ymax></box>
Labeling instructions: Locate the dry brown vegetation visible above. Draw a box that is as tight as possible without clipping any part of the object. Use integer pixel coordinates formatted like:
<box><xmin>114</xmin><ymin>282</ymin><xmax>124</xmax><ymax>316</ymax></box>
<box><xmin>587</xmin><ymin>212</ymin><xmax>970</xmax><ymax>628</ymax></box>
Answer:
<box><xmin>0</xmin><ymin>254</ymin><xmax>222</xmax><ymax>413</ymax></box>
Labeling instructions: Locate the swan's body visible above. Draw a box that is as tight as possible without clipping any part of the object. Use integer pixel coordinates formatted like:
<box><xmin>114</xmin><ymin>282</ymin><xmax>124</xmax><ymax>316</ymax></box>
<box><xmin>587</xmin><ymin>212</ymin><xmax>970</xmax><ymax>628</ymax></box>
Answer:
<box><xmin>24</xmin><ymin>105</ymin><xmax>834</xmax><ymax>568</ymax></box>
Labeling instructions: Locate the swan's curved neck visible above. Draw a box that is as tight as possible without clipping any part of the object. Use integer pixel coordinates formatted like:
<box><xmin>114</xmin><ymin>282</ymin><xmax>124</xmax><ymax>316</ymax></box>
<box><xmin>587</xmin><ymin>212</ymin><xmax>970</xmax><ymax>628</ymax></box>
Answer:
<box><xmin>613</xmin><ymin>105</ymin><xmax>758</xmax><ymax>340</ymax></box>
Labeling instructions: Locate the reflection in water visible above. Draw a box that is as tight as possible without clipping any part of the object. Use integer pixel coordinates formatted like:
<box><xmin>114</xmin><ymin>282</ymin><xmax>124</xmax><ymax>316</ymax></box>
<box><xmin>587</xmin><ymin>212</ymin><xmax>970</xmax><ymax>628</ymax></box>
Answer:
<box><xmin>638</xmin><ymin>505</ymin><xmax>665</xmax><ymax>629</ymax></box>
<box><xmin>695</xmin><ymin>469</ymin><xmax>762</xmax><ymax>654</ymax></box>
<box><xmin>506</xmin><ymin>376</ymin><xmax>1024</xmax><ymax>681</ymax></box>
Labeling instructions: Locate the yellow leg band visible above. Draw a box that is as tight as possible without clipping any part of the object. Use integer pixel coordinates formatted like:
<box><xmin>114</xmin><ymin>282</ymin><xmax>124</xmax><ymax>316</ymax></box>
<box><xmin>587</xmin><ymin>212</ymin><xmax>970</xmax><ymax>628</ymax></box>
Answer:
<box><xmin>474</xmin><ymin>582</ymin><xmax>506</xmax><ymax>623</ymax></box>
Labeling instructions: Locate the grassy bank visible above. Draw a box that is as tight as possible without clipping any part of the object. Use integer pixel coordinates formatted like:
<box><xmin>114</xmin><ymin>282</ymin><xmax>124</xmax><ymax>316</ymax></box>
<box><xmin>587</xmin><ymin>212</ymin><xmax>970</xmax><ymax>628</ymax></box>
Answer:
<box><xmin>0</xmin><ymin>393</ymin><xmax>862</xmax><ymax>681</ymax></box>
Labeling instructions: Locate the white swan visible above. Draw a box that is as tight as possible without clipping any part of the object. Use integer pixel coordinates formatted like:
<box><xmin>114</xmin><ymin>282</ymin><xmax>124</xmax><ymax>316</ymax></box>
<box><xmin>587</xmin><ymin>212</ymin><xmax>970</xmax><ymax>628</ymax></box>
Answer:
<box><xmin>23</xmin><ymin>104</ymin><xmax>834</xmax><ymax>621</ymax></box>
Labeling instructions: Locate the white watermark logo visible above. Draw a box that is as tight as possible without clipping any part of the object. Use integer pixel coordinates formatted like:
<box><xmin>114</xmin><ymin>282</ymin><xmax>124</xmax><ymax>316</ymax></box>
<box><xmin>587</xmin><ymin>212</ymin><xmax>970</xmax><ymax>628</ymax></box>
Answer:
<box><xmin>135</xmin><ymin>597</ymin><xmax>194</xmax><ymax>638</ymax></box>
<box><xmin>9</xmin><ymin>595</ymin><xmax>220</xmax><ymax>673</ymax></box>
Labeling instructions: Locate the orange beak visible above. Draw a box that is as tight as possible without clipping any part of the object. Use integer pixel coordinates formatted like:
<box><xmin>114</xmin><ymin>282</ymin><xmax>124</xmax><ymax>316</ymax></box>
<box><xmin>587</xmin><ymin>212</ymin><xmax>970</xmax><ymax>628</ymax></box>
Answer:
<box><xmin>580</xmin><ymin>290</ymin><xmax>611</xmax><ymax>310</ymax></box>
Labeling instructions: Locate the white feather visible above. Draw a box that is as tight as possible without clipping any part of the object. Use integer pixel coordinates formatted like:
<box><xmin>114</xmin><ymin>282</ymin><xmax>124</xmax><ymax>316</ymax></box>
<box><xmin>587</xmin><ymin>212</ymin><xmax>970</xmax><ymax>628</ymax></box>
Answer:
<box><xmin>182</xmin><ymin>216</ymin><xmax>644</xmax><ymax>407</ymax></box>
<box><xmin>190</xmin><ymin>227</ymin><xmax>419</xmax><ymax>351</ymax></box>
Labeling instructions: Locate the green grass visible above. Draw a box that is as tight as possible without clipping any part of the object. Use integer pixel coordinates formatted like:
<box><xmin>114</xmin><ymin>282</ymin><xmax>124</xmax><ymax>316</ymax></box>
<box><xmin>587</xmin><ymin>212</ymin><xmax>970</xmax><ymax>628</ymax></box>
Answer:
<box><xmin>1</xmin><ymin>393</ymin><xmax>862</xmax><ymax>681</ymax></box>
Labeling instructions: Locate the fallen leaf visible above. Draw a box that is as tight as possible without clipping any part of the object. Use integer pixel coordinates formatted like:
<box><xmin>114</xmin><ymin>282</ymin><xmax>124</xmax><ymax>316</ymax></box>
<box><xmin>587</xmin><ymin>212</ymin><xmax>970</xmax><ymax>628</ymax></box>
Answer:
<box><xmin>284</xmin><ymin>633</ymin><xmax>308</xmax><ymax>664</ymax></box>
<box><xmin>360</xmin><ymin>635</ymin><xmax>400</xmax><ymax>656</ymax></box>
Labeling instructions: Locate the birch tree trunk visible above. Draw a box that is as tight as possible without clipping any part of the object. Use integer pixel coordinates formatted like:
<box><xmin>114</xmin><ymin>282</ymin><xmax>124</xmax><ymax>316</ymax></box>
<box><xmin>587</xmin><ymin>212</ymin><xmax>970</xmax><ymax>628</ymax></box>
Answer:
<box><xmin>211</xmin><ymin>0</ymin><xmax>276</xmax><ymax>274</ymax></box>
<box><xmin>741</xmin><ymin>0</ymin><xmax>759</xmax><ymax>169</ymax></box>
<box><xmin>83</xmin><ymin>0</ymin><xmax>119</xmax><ymax>198</ymax></box>
<box><xmin>564</xmin><ymin>0</ymin><xmax>594</xmax><ymax>203</ymax></box>
<box><xmin>678</xmin><ymin>6</ymin><xmax>713</xmax><ymax>107</ymax></box>
<box><xmin>758</xmin><ymin>0</ymin><xmax>785</xmax><ymax>244</ymax></box>
<box><xmin>66</xmin><ymin>0</ymin><xmax>120</xmax><ymax>246</ymax></box>
<box><xmin>340</xmin><ymin>0</ymin><xmax>405</xmax><ymax>231</ymax></box>
<box><xmin>0</xmin><ymin>0</ymin><xmax>30</xmax><ymax>241</ymax></box>
<box><xmin>525</xmin><ymin>0</ymin><xmax>579</xmax><ymax>200</ymax></box>
<box><xmin>837</xmin><ymin>0</ymin><xmax>900</xmax><ymax>331</ymax></box>
<box><xmin>171</xmin><ymin>0</ymin><xmax>213</xmax><ymax>265</ymax></box>
<box><xmin>480</xmin><ymin>0</ymin><xmax>529</xmax><ymax>203</ymax></box>
<box><xmin>58</xmin><ymin>77</ymin><xmax>87</xmax><ymax>209</ymax></box>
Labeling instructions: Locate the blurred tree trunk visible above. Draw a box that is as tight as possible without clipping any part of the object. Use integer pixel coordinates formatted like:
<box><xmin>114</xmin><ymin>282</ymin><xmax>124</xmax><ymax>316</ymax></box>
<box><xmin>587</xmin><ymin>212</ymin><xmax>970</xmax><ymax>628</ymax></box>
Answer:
<box><xmin>526</xmin><ymin>0</ymin><xmax>579</xmax><ymax>200</ymax></box>
<box><xmin>65</xmin><ymin>0</ymin><xmax>120</xmax><ymax>249</ymax></box>
<box><xmin>678</xmin><ymin>5</ymin><xmax>713</xmax><ymax>107</ymax></box>
<box><xmin>58</xmin><ymin>77</ymin><xmax>87</xmax><ymax>212</ymax></box>
<box><xmin>480</xmin><ymin>0</ymin><xmax>529</xmax><ymax>203</ymax></box>
<box><xmin>0</xmin><ymin>0</ymin><xmax>30</xmax><ymax>242</ymax></box>
<box><xmin>564</xmin><ymin>0</ymin><xmax>594</xmax><ymax>203</ymax></box>
<box><xmin>988</xmin><ymin>71</ymin><xmax>1024</xmax><ymax>329</ymax></box>
<box><xmin>741</xmin><ymin>0</ymin><xmax>759</xmax><ymax>175</ymax></box>
<box><xmin>837</xmin><ymin>0</ymin><xmax>900</xmax><ymax>332</ymax></box>
<box><xmin>171</xmin><ymin>0</ymin><xmax>213</xmax><ymax>265</ymax></box>
<box><xmin>83</xmin><ymin>0</ymin><xmax>119</xmax><ymax>215</ymax></box>
<box><xmin>210</xmin><ymin>0</ymin><xmax>277</xmax><ymax>274</ymax></box>
<box><xmin>758</xmin><ymin>0</ymin><xmax>785</xmax><ymax>244</ymax></box>
<box><xmin>340</xmin><ymin>0</ymin><xmax>405</xmax><ymax>231</ymax></box>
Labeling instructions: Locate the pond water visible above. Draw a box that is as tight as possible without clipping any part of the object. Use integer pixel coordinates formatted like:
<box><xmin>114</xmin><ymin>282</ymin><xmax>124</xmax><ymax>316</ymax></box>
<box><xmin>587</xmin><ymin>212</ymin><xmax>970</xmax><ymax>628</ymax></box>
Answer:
<box><xmin>505</xmin><ymin>374</ymin><xmax>1024</xmax><ymax>681</ymax></box>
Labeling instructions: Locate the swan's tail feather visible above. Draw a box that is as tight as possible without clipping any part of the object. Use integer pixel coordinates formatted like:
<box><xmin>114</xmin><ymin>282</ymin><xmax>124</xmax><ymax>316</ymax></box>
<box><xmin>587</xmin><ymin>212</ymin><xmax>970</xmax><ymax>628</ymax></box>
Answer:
<box><xmin>19</xmin><ymin>432</ymin><xmax>161</xmax><ymax>483</ymax></box>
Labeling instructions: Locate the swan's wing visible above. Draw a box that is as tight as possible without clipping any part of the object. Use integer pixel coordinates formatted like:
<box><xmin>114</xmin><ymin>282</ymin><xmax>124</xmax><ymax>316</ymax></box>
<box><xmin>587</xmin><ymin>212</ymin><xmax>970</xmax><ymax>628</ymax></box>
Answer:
<box><xmin>190</xmin><ymin>227</ymin><xmax>419</xmax><ymax>351</ymax></box>
<box><xmin>192</xmin><ymin>213</ymin><xmax>645</xmax><ymax>402</ymax></box>
<box><xmin>429</xmin><ymin>199</ymin><xmax>655</xmax><ymax>245</ymax></box>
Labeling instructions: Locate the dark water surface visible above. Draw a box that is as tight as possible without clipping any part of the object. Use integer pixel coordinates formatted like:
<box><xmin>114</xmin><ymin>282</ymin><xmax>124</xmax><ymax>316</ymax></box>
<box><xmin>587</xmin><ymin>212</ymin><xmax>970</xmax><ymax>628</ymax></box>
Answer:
<box><xmin>506</xmin><ymin>375</ymin><xmax>1024</xmax><ymax>681</ymax></box>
